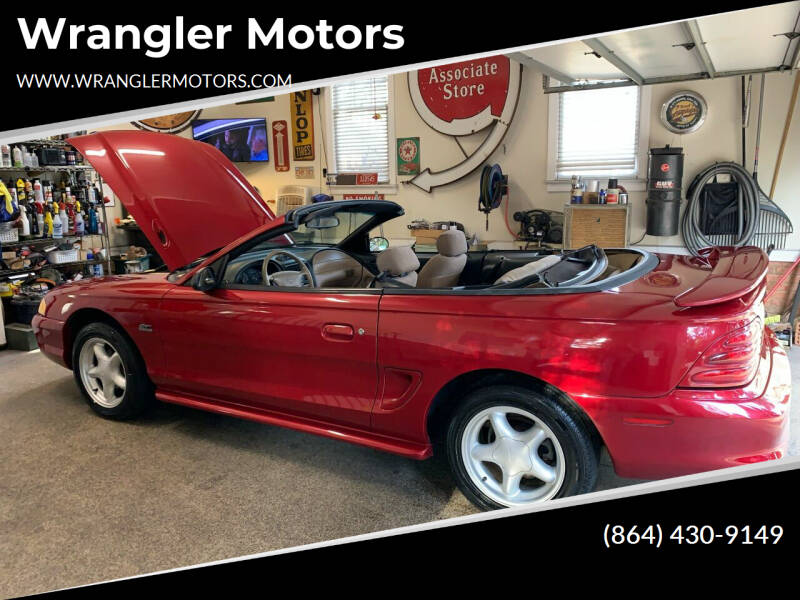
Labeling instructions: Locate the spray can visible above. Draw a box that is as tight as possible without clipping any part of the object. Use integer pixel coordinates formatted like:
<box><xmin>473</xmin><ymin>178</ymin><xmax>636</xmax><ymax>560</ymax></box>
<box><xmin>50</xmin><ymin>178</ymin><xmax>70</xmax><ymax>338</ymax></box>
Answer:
<box><xmin>606</xmin><ymin>179</ymin><xmax>619</xmax><ymax>204</ymax></box>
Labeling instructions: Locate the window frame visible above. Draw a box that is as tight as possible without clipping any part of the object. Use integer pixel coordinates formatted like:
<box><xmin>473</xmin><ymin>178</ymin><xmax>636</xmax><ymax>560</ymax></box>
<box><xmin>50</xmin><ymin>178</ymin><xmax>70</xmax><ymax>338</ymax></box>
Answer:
<box><xmin>322</xmin><ymin>74</ymin><xmax>398</xmax><ymax>195</ymax></box>
<box><xmin>546</xmin><ymin>85</ymin><xmax>651</xmax><ymax>192</ymax></box>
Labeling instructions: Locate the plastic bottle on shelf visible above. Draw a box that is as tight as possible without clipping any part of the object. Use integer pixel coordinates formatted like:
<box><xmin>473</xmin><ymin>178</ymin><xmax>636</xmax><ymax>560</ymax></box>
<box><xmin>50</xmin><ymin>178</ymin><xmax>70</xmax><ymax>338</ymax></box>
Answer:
<box><xmin>74</xmin><ymin>201</ymin><xmax>84</xmax><ymax>235</ymax></box>
<box><xmin>51</xmin><ymin>204</ymin><xmax>62</xmax><ymax>238</ymax></box>
<box><xmin>19</xmin><ymin>205</ymin><xmax>30</xmax><ymax>238</ymax></box>
<box><xmin>1</xmin><ymin>145</ymin><xmax>10</xmax><ymax>168</ymax></box>
<box><xmin>67</xmin><ymin>205</ymin><xmax>75</xmax><ymax>234</ymax></box>
<box><xmin>35</xmin><ymin>204</ymin><xmax>44</xmax><ymax>238</ymax></box>
<box><xmin>88</xmin><ymin>206</ymin><xmax>98</xmax><ymax>235</ymax></box>
<box><xmin>32</xmin><ymin>179</ymin><xmax>44</xmax><ymax>204</ymax></box>
<box><xmin>29</xmin><ymin>202</ymin><xmax>39</xmax><ymax>237</ymax></box>
<box><xmin>15</xmin><ymin>178</ymin><xmax>26</xmax><ymax>203</ymax></box>
<box><xmin>12</xmin><ymin>146</ymin><xmax>23</xmax><ymax>168</ymax></box>
<box><xmin>44</xmin><ymin>207</ymin><xmax>54</xmax><ymax>238</ymax></box>
<box><xmin>59</xmin><ymin>202</ymin><xmax>69</xmax><ymax>235</ymax></box>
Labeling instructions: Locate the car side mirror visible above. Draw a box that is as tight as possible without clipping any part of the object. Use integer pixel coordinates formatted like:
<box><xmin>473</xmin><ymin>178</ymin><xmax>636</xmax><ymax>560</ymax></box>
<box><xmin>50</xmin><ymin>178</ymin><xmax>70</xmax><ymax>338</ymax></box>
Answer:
<box><xmin>369</xmin><ymin>236</ymin><xmax>389</xmax><ymax>252</ymax></box>
<box><xmin>193</xmin><ymin>266</ymin><xmax>217</xmax><ymax>292</ymax></box>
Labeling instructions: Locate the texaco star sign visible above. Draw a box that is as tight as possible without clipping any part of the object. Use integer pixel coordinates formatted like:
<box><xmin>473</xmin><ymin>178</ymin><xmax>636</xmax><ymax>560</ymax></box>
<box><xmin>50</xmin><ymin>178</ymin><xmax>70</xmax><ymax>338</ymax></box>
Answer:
<box><xmin>407</xmin><ymin>55</ymin><xmax>522</xmax><ymax>191</ymax></box>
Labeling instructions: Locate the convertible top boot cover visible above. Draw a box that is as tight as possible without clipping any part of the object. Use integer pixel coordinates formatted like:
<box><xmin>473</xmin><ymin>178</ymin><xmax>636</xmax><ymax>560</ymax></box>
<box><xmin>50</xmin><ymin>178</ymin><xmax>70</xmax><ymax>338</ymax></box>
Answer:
<box><xmin>69</xmin><ymin>131</ymin><xmax>275</xmax><ymax>270</ymax></box>
<box><xmin>417</xmin><ymin>230</ymin><xmax>468</xmax><ymax>288</ymax></box>
<box><xmin>376</xmin><ymin>246</ymin><xmax>419</xmax><ymax>288</ymax></box>
<box><xmin>495</xmin><ymin>254</ymin><xmax>562</xmax><ymax>285</ymax></box>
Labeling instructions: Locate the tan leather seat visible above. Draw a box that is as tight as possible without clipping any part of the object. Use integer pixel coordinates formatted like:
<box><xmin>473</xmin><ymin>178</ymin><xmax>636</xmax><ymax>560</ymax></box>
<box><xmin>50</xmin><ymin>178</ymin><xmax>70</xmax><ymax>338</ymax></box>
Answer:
<box><xmin>312</xmin><ymin>249</ymin><xmax>370</xmax><ymax>287</ymax></box>
<box><xmin>417</xmin><ymin>230</ymin><xmax>468</xmax><ymax>288</ymax></box>
<box><xmin>494</xmin><ymin>254</ymin><xmax>561</xmax><ymax>285</ymax></box>
<box><xmin>374</xmin><ymin>245</ymin><xmax>419</xmax><ymax>288</ymax></box>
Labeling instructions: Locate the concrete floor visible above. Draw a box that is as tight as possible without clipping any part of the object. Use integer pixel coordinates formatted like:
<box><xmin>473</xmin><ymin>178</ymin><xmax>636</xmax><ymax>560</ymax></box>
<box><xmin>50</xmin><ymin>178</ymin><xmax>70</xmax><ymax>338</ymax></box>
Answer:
<box><xmin>1</xmin><ymin>347</ymin><xmax>798</xmax><ymax>596</ymax></box>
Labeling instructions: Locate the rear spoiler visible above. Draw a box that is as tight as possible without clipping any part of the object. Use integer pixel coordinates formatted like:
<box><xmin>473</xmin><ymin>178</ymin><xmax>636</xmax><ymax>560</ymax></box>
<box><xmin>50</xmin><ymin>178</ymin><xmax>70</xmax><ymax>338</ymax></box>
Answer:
<box><xmin>674</xmin><ymin>246</ymin><xmax>768</xmax><ymax>308</ymax></box>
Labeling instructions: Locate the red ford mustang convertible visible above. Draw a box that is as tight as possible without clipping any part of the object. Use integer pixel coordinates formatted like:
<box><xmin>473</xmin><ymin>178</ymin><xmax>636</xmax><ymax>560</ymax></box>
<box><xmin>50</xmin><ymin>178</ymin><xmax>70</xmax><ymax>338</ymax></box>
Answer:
<box><xmin>32</xmin><ymin>131</ymin><xmax>791</xmax><ymax>510</ymax></box>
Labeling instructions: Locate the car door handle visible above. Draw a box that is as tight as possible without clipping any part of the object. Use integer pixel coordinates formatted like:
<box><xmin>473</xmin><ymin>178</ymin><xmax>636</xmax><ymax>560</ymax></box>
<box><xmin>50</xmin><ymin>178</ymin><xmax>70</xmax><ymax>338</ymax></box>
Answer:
<box><xmin>321</xmin><ymin>323</ymin><xmax>355</xmax><ymax>342</ymax></box>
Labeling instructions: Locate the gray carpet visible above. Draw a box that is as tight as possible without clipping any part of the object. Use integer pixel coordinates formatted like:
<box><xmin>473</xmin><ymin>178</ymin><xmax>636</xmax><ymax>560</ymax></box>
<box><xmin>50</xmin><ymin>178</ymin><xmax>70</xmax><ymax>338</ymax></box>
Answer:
<box><xmin>6</xmin><ymin>346</ymin><xmax>795</xmax><ymax>596</ymax></box>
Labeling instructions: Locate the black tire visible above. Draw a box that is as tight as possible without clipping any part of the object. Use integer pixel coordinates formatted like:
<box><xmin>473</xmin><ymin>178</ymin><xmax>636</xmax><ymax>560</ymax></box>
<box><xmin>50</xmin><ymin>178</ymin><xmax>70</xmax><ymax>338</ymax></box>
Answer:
<box><xmin>71</xmin><ymin>322</ymin><xmax>154</xmax><ymax>420</ymax></box>
<box><xmin>446</xmin><ymin>385</ymin><xmax>599</xmax><ymax>511</ymax></box>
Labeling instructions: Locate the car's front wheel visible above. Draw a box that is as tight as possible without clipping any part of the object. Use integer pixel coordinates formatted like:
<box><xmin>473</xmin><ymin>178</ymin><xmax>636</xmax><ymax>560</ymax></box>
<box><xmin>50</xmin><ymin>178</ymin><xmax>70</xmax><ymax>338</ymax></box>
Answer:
<box><xmin>446</xmin><ymin>385</ymin><xmax>599</xmax><ymax>510</ymax></box>
<box><xmin>72</xmin><ymin>322</ymin><xmax>154</xmax><ymax>419</ymax></box>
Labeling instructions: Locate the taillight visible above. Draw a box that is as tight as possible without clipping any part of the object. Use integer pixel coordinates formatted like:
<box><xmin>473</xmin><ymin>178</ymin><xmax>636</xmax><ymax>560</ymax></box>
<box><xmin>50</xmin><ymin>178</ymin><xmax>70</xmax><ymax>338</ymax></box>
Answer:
<box><xmin>679</xmin><ymin>318</ymin><xmax>763</xmax><ymax>388</ymax></box>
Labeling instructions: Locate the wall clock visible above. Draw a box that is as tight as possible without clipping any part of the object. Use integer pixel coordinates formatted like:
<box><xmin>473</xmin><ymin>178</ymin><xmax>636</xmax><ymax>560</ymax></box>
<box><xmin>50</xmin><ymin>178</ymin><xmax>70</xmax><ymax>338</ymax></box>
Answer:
<box><xmin>131</xmin><ymin>110</ymin><xmax>202</xmax><ymax>134</ymax></box>
<box><xmin>660</xmin><ymin>91</ymin><xmax>707</xmax><ymax>134</ymax></box>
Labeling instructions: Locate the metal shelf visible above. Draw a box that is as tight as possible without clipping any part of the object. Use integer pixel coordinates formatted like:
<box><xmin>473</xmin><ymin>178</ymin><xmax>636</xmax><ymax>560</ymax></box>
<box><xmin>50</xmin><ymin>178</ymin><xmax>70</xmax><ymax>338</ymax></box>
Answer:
<box><xmin>0</xmin><ymin>259</ymin><xmax>104</xmax><ymax>279</ymax></box>
<box><xmin>16</xmin><ymin>139</ymin><xmax>72</xmax><ymax>148</ymax></box>
<box><xmin>0</xmin><ymin>235</ymin><xmax>86</xmax><ymax>249</ymax></box>
<box><xmin>0</xmin><ymin>165</ymin><xmax>93</xmax><ymax>174</ymax></box>
<box><xmin>1</xmin><ymin>149</ymin><xmax>112</xmax><ymax>279</ymax></box>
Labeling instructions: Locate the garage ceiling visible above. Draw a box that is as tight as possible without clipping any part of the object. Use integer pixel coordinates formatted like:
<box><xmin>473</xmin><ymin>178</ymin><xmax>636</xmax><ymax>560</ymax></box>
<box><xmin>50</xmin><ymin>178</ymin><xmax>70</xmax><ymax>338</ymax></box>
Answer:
<box><xmin>508</xmin><ymin>2</ymin><xmax>800</xmax><ymax>92</ymax></box>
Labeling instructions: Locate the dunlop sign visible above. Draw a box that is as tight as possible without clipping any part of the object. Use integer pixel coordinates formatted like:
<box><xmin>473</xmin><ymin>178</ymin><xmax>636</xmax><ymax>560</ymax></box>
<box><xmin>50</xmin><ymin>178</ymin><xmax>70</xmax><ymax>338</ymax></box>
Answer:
<box><xmin>291</xmin><ymin>91</ymin><xmax>315</xmax><ymax>161</ymax></box>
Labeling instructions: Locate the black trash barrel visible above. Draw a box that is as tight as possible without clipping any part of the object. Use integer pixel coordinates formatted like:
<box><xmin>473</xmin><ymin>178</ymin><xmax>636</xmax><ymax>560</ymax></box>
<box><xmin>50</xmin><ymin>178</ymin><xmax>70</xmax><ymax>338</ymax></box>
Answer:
<box><xmin>646</xmin><ymin>146</ymin><xmax>684</xmax><ymax>236</ymax></box>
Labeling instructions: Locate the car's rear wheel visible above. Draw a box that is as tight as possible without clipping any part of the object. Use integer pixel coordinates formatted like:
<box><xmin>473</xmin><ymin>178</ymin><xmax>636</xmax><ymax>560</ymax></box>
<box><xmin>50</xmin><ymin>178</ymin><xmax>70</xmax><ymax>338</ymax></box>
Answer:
<box><xmin>446</xmin><ymin>385</ymin><xmax>599</xmax><ymax>510</ymax></box>
<box><xmin>72</xmin><ymin>322</ymin><xmax>153</xmax><ymax>419</ymax></box>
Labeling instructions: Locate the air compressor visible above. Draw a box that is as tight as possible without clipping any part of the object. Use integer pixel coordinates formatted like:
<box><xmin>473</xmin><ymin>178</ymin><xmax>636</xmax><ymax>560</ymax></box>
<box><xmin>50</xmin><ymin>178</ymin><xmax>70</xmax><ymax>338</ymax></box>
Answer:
<box><xmin>646</xmin><ymin>145</ymin><xmax>684</xmax><ymax>236</ymax></box>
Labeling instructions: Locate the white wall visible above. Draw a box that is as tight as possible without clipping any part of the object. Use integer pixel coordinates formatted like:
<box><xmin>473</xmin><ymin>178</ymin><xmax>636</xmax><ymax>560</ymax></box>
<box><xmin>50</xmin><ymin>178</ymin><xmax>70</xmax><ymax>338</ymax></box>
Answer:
<box><xmin>381</xmin><ymin>66</ymin><xmax>800</xmax><ymax>249</ymax></box>
<box><xmin>97</xmin><ymin>64</ymin><xmax>800</xmax><ymax>251</ymax></box>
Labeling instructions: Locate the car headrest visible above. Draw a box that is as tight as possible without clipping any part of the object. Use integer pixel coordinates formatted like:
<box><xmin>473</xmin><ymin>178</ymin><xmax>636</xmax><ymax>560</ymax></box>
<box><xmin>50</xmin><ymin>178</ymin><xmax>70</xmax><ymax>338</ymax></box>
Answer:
<box><xmin>377</xmin><ymin>245</ymin><xmax>420</xmax><ymax>276</ymax></box>
<box><xmin>437</xmin><ymin>229</ymin><xmax>468</xmax><ymax>257</ymax></box>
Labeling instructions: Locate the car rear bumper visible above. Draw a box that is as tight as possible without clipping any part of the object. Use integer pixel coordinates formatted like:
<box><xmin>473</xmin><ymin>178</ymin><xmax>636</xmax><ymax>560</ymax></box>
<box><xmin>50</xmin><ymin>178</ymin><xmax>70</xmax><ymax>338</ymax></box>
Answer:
<box><xmin>31</xmin><ymin>314</ymin><xmax>69</xmax><ymax>368</ymax></box>
<box><xmin>597</xmin><ymin>328</ymin><xmax>791</xmax><ymax>480</ymax></box>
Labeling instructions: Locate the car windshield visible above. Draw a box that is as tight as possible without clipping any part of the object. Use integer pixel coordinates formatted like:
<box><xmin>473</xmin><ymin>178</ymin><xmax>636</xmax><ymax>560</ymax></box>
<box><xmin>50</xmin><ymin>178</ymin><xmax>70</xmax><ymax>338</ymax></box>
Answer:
<box><xmin>250</xmin><ymin>210</ymin><xmax>375</xmax><ymax>251</ymax></box>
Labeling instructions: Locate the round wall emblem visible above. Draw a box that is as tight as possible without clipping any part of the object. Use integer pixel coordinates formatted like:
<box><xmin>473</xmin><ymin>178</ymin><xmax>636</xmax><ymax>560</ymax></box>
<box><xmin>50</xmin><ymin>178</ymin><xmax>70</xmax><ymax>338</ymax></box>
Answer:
<box><xmin>660</xmin><ymin>91</ymin><xmax>707</xmax><ymax>134</ymax></box>
<box><xmin>132</xmin><ymin>110</ymin><xmax>202</xmax><ymax>134</ymax></box>
<box><xmin>398</xmin><ymin>138</ymin><xmax>418</xmax><ymax>162</ymax></box>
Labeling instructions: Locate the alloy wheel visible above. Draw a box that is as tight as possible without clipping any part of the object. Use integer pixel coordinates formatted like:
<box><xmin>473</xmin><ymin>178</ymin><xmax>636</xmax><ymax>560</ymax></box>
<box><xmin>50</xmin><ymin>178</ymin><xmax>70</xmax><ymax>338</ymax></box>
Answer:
<box><xmin>78</xmin><ymin>337</ymin><xmax>127</xmax><ymax>409</ymax></box>
<box><xmin>461</xmin><ymin>405</ymin><xmax>566</xmax><ymax>506</ymax></box>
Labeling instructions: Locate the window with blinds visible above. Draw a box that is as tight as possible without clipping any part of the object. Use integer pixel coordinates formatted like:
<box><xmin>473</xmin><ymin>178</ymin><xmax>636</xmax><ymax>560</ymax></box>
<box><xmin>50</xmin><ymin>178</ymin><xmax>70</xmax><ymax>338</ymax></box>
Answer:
<box><xmin>556</xmin><ymin>86</ymin><xmax>641</xmax><ymax>179</ymax></box>
<box><xmin>330</xmin><ymin>76</ymin><xmax>391</xmax><ymax>183</ymax></box>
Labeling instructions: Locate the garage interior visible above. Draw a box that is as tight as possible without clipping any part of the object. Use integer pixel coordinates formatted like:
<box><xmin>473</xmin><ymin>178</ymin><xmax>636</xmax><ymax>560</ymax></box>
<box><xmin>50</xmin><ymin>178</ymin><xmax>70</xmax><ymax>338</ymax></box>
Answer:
<box><xmin>2</xmin><ymin>2</ymin><xmax>800</xmax><ymax>595</ymax></box>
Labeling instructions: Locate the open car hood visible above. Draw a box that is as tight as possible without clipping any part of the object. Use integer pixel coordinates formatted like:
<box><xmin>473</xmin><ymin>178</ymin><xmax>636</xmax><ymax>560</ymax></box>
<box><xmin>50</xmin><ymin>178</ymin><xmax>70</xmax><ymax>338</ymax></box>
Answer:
<box><xmin>70</xmin><ymin>131</ymin><xmax>274</xmax><ymax>271</ymax></box>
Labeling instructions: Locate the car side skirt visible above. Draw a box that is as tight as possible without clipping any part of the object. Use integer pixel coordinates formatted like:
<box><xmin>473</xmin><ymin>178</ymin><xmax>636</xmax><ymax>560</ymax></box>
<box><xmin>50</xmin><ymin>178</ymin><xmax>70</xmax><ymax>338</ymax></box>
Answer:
<box><xmin>156</xmin><ymin>390</ymin><xmax>433</xmax><ymax>460</ymax></box>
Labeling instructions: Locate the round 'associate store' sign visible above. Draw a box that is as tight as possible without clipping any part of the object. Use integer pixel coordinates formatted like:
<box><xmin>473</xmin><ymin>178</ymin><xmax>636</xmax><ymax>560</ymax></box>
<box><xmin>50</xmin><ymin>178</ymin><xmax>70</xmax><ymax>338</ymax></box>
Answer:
<box><xmin>409</xmin><ymin>55</ymin><xmax>512</xmax><ymax>136</ymax></box>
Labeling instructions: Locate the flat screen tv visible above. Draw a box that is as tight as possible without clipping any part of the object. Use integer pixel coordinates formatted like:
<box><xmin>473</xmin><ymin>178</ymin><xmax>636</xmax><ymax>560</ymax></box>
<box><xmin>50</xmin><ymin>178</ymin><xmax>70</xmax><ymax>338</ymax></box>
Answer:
<box><xmin>192</xmin><ymin>118</ymin><xmax>269</xmax><ymax>163</ymax></box>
